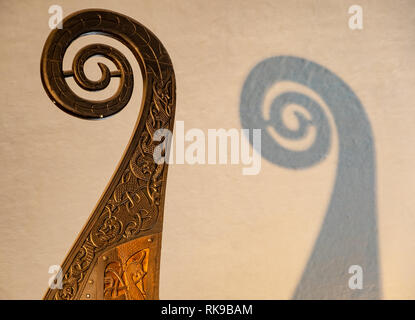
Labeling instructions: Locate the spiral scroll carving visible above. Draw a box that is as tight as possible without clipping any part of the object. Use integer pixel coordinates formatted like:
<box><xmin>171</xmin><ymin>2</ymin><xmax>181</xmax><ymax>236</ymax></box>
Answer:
<box><xmin>41</xmin><ymin>9</ymin><xmax>175</xmax><ymax>300</ymax></box>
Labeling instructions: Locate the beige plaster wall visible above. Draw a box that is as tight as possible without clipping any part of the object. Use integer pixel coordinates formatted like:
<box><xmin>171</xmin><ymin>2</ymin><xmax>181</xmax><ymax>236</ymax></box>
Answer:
<box><xmin>0</xmin><ymin>0</ymin><xmax>414</xmax><ymax>299</ymax></box>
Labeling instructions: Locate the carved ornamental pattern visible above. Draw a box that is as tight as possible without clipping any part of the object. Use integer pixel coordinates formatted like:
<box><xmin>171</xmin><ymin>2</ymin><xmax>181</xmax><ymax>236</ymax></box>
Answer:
<box><xmin>41</xmin><ymin>9</ymin><xmax>176</xmax><ymax>300</ymax></box>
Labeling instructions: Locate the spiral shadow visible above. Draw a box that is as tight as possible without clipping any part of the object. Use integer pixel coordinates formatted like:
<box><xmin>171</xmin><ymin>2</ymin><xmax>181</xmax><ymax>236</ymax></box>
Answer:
<box><xmin>240</xmin><ymin>56</ymin><xmax>380</xmax><ymax>299</ymax></box>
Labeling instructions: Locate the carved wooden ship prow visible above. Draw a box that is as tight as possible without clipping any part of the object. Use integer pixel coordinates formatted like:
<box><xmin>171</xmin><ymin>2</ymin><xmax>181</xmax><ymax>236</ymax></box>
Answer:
<box><xmin>41</xmin><ymin>9</ymin><xmax>176</xmax><ymax>300</ymax></box>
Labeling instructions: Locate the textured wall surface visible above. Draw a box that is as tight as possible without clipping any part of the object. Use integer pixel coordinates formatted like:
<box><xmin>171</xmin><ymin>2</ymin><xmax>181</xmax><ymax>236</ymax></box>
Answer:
<box><xmin>0</xmin><ymin>0</ymin><xmax>414</xmax><ymax>299</ymax></box>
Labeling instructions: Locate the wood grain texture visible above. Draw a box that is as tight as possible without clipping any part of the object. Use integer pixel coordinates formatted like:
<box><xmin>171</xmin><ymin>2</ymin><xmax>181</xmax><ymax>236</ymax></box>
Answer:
<box><xmin>41</xmin><ymin>9</ymin><xmax>176</xmax><ymax>300</ymax></box>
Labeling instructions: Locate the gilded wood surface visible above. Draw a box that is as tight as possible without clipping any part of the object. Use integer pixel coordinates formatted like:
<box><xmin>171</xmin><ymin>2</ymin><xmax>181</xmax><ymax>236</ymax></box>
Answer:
<box><xmin>40</xmin><ymin>9</ymin><xmax>176</xmax><ymax>300</ymax></box>
<box><xmin>78</xmin><ymin>234</ymin><xmax>162</xmax><ymax>300</ymax></box>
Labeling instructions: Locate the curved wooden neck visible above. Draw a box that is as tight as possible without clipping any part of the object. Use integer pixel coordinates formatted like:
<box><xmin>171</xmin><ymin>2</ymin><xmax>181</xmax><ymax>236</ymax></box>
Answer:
<box><xmin>41</xmin><ymin>9</ymin><xmax>176</xmax><ymax>300</ymax></box>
